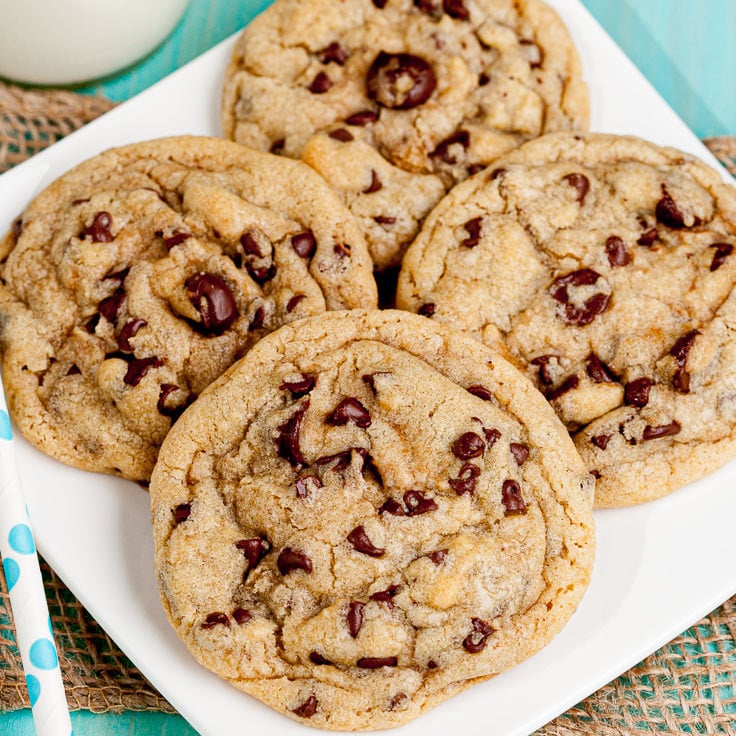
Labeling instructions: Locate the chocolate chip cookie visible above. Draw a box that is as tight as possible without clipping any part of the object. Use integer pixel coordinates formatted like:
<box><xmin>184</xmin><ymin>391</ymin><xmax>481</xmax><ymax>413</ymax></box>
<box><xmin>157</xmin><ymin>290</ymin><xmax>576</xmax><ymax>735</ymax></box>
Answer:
<box><xmin>222</xmin><ymin>0</ymin><xmax>589</xmax><ymax>269</ymax></box>
<box><xmin>397</xmin><ymin>132</ymin><xmax>736</xmax><ymax>507</ymax></box>
<box><xmin>0</xmin><ymin>136</ymin><xmax>377</xmax><ymax>482</ymax></box>
<box><xmin>150</xmin><ymin>309</ymin><xmax>594</xmax><ymax>729</ymax></box>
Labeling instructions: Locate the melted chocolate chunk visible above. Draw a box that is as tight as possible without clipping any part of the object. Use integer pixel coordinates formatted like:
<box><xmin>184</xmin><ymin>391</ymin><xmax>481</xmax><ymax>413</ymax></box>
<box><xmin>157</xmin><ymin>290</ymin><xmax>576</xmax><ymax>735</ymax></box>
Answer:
<box><xmin>270</xmin><ymin>138</ymin><xmax>285</xmax><ymax>154</ymax></box>
<box><xmin>624</xmin><ymin>377</ymin><xmax>653</xmax><ymax>407</ymax></box>
<box><xmin>363</xmin><ymin>170</ymin><xmax>383</xmax><ymax>194</ymax></box>
<box><xmin>642</xmin><ymin>421</ymin><xmax>681</xmax><ymax>441</ymax></box>
<box><xmin>276</xmin><ymin>400</ymin><xmax>309</xmax><ymax>467</ymax></box>
<box><xmin>372</xmin><ymin>0</ymin><xmax>388</xmax><ymax>7</ymax></box>
<box><xmin>236</xmin><ymin>537</ymin><xmax>271</xmax><ymax>569</ymax></box>
<box><xmin>430</xmin><ymin>130</ymin><xmax>469</xmax><ymax>165</ymax></box>
<box><xmin>501</xmin><ymin>479</ymin><xmax>526</xmax><ymax>515</ymax></box>
<box><xmin>710</xmin><ymin>243</ymin><xmax>733</xmax><ymax>271</ymax></box>
<box><xmin>482</xmin><ymin>427</ymin><xmax>501</xmax><ymax>447</ymax></box>
<box><xmin>656</xmin><ymin>186</ymin><xmax>686</xmax><ymax>228</ymax></box>
<box><xmin>319</xmin><ymin>41</ymin><xmax>348</xmax><ymax>65</ymax></box>
<box><xmin>124</xmin><ymin>357</ymin><xmax>163</xmax><ymax>387</ymax></box>
<box><xmin>531</xmin><ymin>355</ymin><xmax>554</xmax><ymax>386</ymax></box>
<box><xmin>347</xmin><ymin>526</ymin><xmax>385</xmax><ymax>557</ymax></box>
<box><xmin>467</xmin><ymin>384</ymin><xmax>492</xmax><ymax>400</ymax></box>
<box><xmin>637</xmin><ymin>228</ymin><xmax>658</xmax><ymax>246</ymax></box>
<box><xmin>452</xmin><ymin>431</ymin><xmax>485</xmax><ymax>460</ymax></box>
<box><xmin>347</xmin><ymin>601</ymin><xmax>364</xmax><ymax>638</ymax></box>
<box><xmin>162</xmin><ymin>230</ymin><xmax>191</xmax><ymax>249</ymax></box>
<box><xmin>99</xmin><ymin>291</ymin><xmax>125</xmax><ymax>323</ymax></box>
<box><xmin>546</xmin><ymin>375</ymin><xmax>579</xmax><ymax>402</ymax></box>
<box><xmin>328</xmin><ymin>128</ymin><xmax>354</xmax><ymax>142</ymax></box>
<box><xmin>367</xmin><ymin>52</ymin><xmax>436</xmax><ymax>109</ymax></box>
<box><xmin>449</xmin><ymin>462</ymin><xmax>480</xmax><ymax>495</ymax></box>
<box><xmin>233</xmin><ymin>608</ymin><xmax>253</xmax><ymax>625</ymax></box>
<box><xmin>670</xmin><ymin>329</ymin><xmax>700</xmax><ymax>394</ymax></box>
<box><xmin>551</xmin><ymin>269</ymin><xmax>610</xmax><ymax>326</ymax></box>
<box><xmin>309</xmin><ymin>651</ymin><xmax>331</xmax><ymax>665</ymax></box>
<box><xmin>443</xmin><ymin>0</ymin><xmax>469</xmax><ymax>19</ymax></box>
<box><xmin>334</xmin><ymin>243</ymin><xmax>351</xmax><ymax>258</ymax></box>
<box><xmin>605</xmin><ymin>236</ymin><xmax>631</xmax><ymax>267</ymax></box>
<box><xmin>245</xmin><ymin>262</ymin><xmax>277</xmax><ymax>285</ymax></box>
<box><xmin>418</xmin><ymin>302</ymin><xmax>436</xmax><ymax>317</ymax></box>
<box><xmin>357</xmin><ymin>657</ymin><xmax>397</xmax><ymax>669</ymax></box>
<box><xmin>66</xmin><ymin>364</ymin><xmax>81</xmax><ymax>376</ymax></box>
<box><xmin>117</xmin><ymin>318</ymin><xmax>146</xmax><ymax>352</ymax></box>
<box><xmin>279</xmin><ymin>374</ymin><xmax>316</xmax><ymax>397</ymax></box>
<box><xmin>315</xmin><ymin>449</ymin><xmax>353</xmax><ymax>472</ymax></box>
<box><xmin>157</xmin><ymin>383</ymin><xmax>181</xmax><ymax>417</ymax></box>
<box><xmin>462</xmin><ymin>618</ymin><xmax>494</xmax><ymax>653</ymax></box>
<box><xmin>286</xmin><ymin>294</ymin><xmax>307</xmax><ymax>313</ymax></box>
<box><xmin>462</xmin><ymin>217</ymin><xmax>482</xmax><ymax>248</ymax></box>
<box><xmin>591</xmin><ymin>434</ymin><xmax>610</xmax><ymax>450</ymax></box>
<box><xmin>186</xmin><ymin>273</ymin><xmax>238</xmax><ymax>334</ymax></box>
<box><xmin>309</xmin><ymin>71</ymin><xmax>332</xmax><ymax>93</ymax></box>
<box><xmin>292</xmin><ymin>695</ymin><xmax>318</xmax><ymax>718</ymax></box>
<box><xmin>362</xmin><ymin>371</ymin><xmax>390</xmax><ymax>391</ymax></box>
<box><xmin>249</xmin><ymin>306</ymin><xmax>265</xmax><ymax>331</ymax></box>
<box><xmin>11</xmin><ymin>216</ymin><xmax>23</xmax><ymax>239</ymax></box>
<box><xmin>586</xmin><ymin>353</ymin><xmax>618</xmax><ymax>383</ymax></box>
<box><xmin>240</xmin><ymin>232</ymin><xmax>264</xmax><ymax>257</ymax></box>
<box><xmin>380</xmin><ymin>498</ymin><xmax>406</xmax><ymax>516</ymax></box>
<box><xmin>562</xmin><ymin>173</ymin><xmax>589</xmax><ymax>204</ymax></box>
<box><xmin>277</xmin><ymin>547</ymin><xmax>313</xmax><ymax>575</ymax></box>
<box><xmin>426</xmin><ymin>549</ymin><xmax>448</xmax><ymax>565</ymax></box>
<box><xmin>370</xmin><ymin>585</ymin><xmax>400</xmax><ymax>606</ymax></box>
<box><xmin>201</xmin><ymin>612</ymin><xmax>229</xmax><ymax>629</ymax></box>
<box><xmin>173</xmin><ymin>503</ymin><xmax>191</xmax><ymax>523</ymax></box>
<box><xmin>329</xmin><ymin>398</ymin><xmax>371</xmax><ymax>428</ymax></box>
<box><xmin>80</xmin><ymin>211</ymin><xmax>114</xmax><ymax>242</ymax></box>
<box><xmin>296</xmin><ymin>475</ymin><xmax>323</xmax><ymax>499</ymax></box>
<box><xmin>346</xmin><ymin>110</ymin><xmax>378</xmax><ymax>126</ymax></box>
<box><xmin>404</xmin><ymin>490</ymin><xmax>437</xmax><ymax>516</ymax></box>
<box><xmin>509</xmin><ymin>443</ymin><xmax>529</xmax><ymax>465</ymax></box>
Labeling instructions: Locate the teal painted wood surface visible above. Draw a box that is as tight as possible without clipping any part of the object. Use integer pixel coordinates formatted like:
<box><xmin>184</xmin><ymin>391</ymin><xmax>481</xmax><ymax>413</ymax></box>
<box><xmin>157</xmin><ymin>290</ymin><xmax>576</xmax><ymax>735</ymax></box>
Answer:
<box><xmin>1</xmin><ymin>1</ymin><xmax>733</xmax><ymax>734</ymax></box>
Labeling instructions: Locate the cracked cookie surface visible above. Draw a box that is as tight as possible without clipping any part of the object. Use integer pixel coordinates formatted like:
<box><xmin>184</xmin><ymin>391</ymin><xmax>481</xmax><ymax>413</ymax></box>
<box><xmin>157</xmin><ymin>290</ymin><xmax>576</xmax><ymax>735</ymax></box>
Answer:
<box><xmin>0</xmin><ymin>136</ymin><xmax>377</xmax><ymax>482</ymax></box>
<box><xmin>397</xmin><ymin>132</ymin><xmax>736</xmax><ymax>507</ymax></box>
<box><xmin>150</xmin><ymin>309</ymin><xmax>594</xmax><ymax>729</ymax></box>
<box><xmin>222</xmin><ymin>0</ymin><xmax>588</xmax><ymax>269</ymax></box>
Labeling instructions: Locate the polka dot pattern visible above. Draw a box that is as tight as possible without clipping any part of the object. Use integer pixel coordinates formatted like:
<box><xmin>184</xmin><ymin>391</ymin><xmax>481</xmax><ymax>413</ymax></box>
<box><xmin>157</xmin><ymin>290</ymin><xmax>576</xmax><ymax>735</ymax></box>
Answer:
<box><xmin>29</xmin><ymin>638</ymin><xmax>58</xmax><ymax>670</ymax></box>
<box><xmin>8</xmin><ymin>523</ymin><xmax>35</xmax><ymax>554</ymax></box>
<box><xmin>25</xmin><ymin>673</ymin><xmax>41</xmax><ymax>706</ymax></box>
<box><xmin>2</xmin><ymin>557</ymin><xmax>20</xmax><ymax>591</ymax></box>
<box><xmin>0</xmin><ymin>408</ymin><xmax>11</xmax><ymax>439</ymax></box>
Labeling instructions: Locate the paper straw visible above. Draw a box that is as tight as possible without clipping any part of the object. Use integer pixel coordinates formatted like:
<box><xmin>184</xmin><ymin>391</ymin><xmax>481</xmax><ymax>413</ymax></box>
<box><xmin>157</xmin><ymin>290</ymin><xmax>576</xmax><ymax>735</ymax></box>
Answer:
<box><xmin>0</xmin><ymin>381</ymin><xmax>72</xmax><ymax>736</ymax></box>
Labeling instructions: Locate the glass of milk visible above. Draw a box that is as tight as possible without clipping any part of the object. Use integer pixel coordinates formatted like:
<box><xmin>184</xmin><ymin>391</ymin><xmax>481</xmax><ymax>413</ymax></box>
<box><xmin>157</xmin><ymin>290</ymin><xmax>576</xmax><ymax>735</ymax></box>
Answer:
<box><xmin>0</xmin><ymin>0</ymin><xmax>190</xmax><ymax>85</ymax></box>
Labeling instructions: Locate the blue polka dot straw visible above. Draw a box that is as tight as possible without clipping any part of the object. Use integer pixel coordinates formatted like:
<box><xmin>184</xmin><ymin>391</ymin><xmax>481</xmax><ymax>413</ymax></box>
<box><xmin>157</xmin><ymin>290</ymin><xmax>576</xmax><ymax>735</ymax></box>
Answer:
<box><xmin>0</xmin><ymin>382</ymin><xmax>72</xmax><ymax>735</ymax></box>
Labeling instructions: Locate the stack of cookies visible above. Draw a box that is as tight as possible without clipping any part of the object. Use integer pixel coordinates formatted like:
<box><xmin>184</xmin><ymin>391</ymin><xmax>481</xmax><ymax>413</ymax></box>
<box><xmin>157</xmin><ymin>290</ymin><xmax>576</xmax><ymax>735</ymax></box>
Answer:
<box><xmin>0</xmin><ymin>0</ymin><xmax>734</xmax><ymax>730</ymax></box>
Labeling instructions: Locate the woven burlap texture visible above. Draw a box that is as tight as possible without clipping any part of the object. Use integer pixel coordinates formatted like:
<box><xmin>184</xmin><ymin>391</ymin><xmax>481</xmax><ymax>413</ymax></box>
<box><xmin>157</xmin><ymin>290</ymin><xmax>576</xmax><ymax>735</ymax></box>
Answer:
<box><xmin>1</xmin><ymin>80</ymin><xmax>736</xmax><ymax>731</ymax></box>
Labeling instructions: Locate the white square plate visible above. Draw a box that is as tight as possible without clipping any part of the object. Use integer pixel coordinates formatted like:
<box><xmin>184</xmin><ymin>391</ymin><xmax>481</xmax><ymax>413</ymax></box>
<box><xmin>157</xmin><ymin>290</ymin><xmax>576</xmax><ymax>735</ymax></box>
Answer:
<box><xmin>1</xmin><ymin>2</ymin><xmax>734</xmax><ymax>734</ymax></box>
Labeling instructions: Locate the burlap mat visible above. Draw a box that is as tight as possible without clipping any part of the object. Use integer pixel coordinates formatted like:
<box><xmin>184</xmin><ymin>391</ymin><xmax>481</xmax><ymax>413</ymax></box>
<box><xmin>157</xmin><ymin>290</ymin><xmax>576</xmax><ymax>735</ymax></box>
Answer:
<box><xmin>1</xmin><ymin>79</ymin><xmax>736</xmax><ymax>731</ymax></box>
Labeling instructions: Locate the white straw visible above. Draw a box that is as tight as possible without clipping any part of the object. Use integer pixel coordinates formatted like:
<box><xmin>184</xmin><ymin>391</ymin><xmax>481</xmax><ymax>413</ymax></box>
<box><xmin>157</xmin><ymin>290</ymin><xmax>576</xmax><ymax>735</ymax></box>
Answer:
<box><xmin>0</xmin><ymin>380</ymin><xmax>72</xmax><ymax>736</ymax></box>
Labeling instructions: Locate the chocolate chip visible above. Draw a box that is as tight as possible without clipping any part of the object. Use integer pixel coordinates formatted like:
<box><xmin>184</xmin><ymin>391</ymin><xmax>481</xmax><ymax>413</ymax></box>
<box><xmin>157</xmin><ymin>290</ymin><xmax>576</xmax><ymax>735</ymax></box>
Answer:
<box><xmin>490</xmin><ymin>167</ymin><xmax>506</xmax><ymax>180</ymax></box>
<box><xmin>315</xmin><ymin>449</ymin><xmax>353</xmax><ymax>472</ymax></box>
<box><xmin>591</xmin><ymin>434</ymin><xmax>610</xmax><ymax>450</ymax></box>
<box><xmin>367</xmin><ymin>51</ymin><xmax>436</xmax><ymax>110</ymax></box>
<box><xmin>427</xmin><ymin>659</ymin><xmax>438</xmax><ymax>669</ymax></box>
<box><xmin>346</xmin><ymin>110</ymin><xmax>378</xmax><ymax>126</ymax></box>
<box><xmin>286</xmin><ymin>294</ymin><xmax>307</xmax><ymax>313</ymax></box>
<box><xmin>329</xmin><ymin>128</ymin><xmax>354</xmax><ymax>142</ymax></box>
<box><xmin>467</xmin><ymin>384</ymin><xmax>492</xmax><ymax>400</ymax></box>
<box><xmin>467</xmin><ymin>163</ymin><xmax>485</xmax><ymax>175</ymax></box>
<box><xmin>11</xmin><ymin>217</ymin><xmax>23</xmax><ymax>239</ymax></box>
<box><xmin>509</xmin><ymin>443</ymin><xmax>529</xmax><ymax>465</ymax></box>
<box><xmin>347</xmin><ymin>526</ymin><xmax>385</xmax><ymax>557</ymax></box>
<box><xmin>372</xmin><ymin>0</ymin><xmax>388</xmax><ymax>7</ymax></box>
<box><xmin>296</xmin><ymin>475</ymin><xmax>323</xmax><ymax>499</ymax></box>
<box><xmin>426</xmin><ymin>549</ymin><xmax>448</xmax><ymax>565</ymax></box>
<box><xmin>249</xmin><ymin>306</ymin><xmax>265</xmax><ymax>331</ymax></box>
<box><xmin>586</xmin><ymin>353</ymin><xmax>618</xmax><ymax>383</ymax></box>
<box><xmin>124</xmin><ymin>357</ymin><xmax>163</xmax><ymax>387</ymax></box>
<box><xmin>531</xmin><ymin>355</ymin><xmax>554</xmax><ymax>386</ymax></box>
<box><xmin>637</xmin><ymin>228</ymin><xmax>658</xmax><ymax>246</ymax></box>
<box><xmin>389</xmin><ymin>693</ymin><xmax>408</xmax><ymax>711</ymax></box>
<box><xmin>357</xmin><ymin>657</ymin><xmax>397</xmax><ymax>668</ymax></box>
<box><xmin>501</xmin><ymin>479</ymin><xmax>526</xmax><ymax>515</ymax></box>
<box><xmin>157</xmin><ymin>384</ymin><xmax>190</xmax><ymax>421</ymax></box>
<box><xmin>642</xmin><ymin>421</ymin><xmax>681</xmax><ymax>441</ymax></box>
<box><xmin>362</xmin><ymin>371</ymin><xmax>390</xmax><ymax>391</ymax></box>
<box><xmin>186</xmin><ymin>273</ymin><xmax>238</xmax><ymax>334</ymax></box>
<box><xmin>443</xmin><ymin>0</ymin><xmax>469</xmax><ymax>19</ymax></box>
<box><xmin>482</xmin><ymin>427</ymin><xmax>501</xmax><ymax>447</ymax></box>
<box><xmin>624</xmin><ymin>377</ymin><xmax>653</xmax><ymax>407</ymax></box>
<box><xmin>309</xmin><ymin>71</ymin><xmax>332</xmax><ymax>94</ymax></box>
<box><xmin>276</xmin><ymin>400</ymin><xmax>309</xmax><ymax>466</ymax></box>
<box><xmin>292</xmin><ymin>695</ymin><xmax>318</xmax><ymax>718</ymax></box>
<box><xmin>379</xmin><ymin>498</ymin><xmax>406</xmax><ymax>516</ymax></box>
<box><xmin>656</xmin><ymin>186</ymin><xmax>686</xmax><ymax>228</ymax></box>
<box><xmin>201</xmin><ymin>612</ymin><xmax>230</xmax><ymax>629</ymax></box>
<box><xmin>404</xmin><ymin>490</ymin><xmax>437</xmax><ymax>516</ymax></box>
<box><xmin>66</xmin><ymin>364</ymin><xmax>81</xmax><ymax>376</ymax></box>
<box><xmin>562</xmin><ymin>174</ymin><xmax>590</xmax><ymax>204</ymax></box>
<box><xmin>280</xmin><ymin>374</ymin><xmax>316</xmax><ymax>397</ymax></box>
<box><xmin>232</xmin><ymin>608</ymin><xmax>253</xmax><ymax>625</ymax></box>
<box><xmin>117</xmin><ymin>318</ymin><xmax>146</xmax><ymax>352</ymax></box>
<box><xmin>710</xmin><ymin>243</ymin><xmax>733</xmax><ymax>271</ymax></box>
<box><xmin>277</xmin><ymin>547</ymin><xmax>313</xmax><ymax>575</ymax></box>
<box><xmin>414</xmin><ymin>0</ymin><xmax>440</xmax><ymax>15</ymax></box>
<box><xmin>319</xmin><ymin>41</ymin><xmax>348</xmax><ymax>65</ymax></box>
<box><xmin>462</xmin><ymin>618</ymin><xmax>494</xmax><ymax>653</ymax></box>
<box><xmin>173</xmin><ymin>503</ymin><xmax>191</xmax><ymax>523</ymax></box>
<box><xmin>85</xmin><ymin>314</ymin><xmax>100</xmax><ymax>333</ymax></box>
<box><xmin>546</xmin><ymin>375</ymin><xmax>579</xmax><ymax>402</ymax></box>
<box><xmin>430</xmin><ymin>130</ymin><xmax>469</xmax><ymax>164</ymax></box>
<box><xmin>270</xmin><ymin>138</ymin><xmax>285</xmax><ymax>155</ymax></box>
<box><xmin>669</xmin><ymin>330</ymin><xmax>700</xmax><ymax>393</ymax></box>
<box><xmin>245</xmin><ymin>262</ymin><xmax>277</xmax><ymax>285</ymax></box>
<box><xmin>370</xmin><ymin>585</ymin><xmax>400</xmax><ymax>606</ymax></box>
<box><xmin>240</xmin><ymin>232</ymin><xmax>263</xmax><ymax>257</ymax></box>
<box><xmin>334</xmin><ymin>243</ymin><xmax>351</xmax><ymax>258</ymax></box>
<box><xmin>551</xmin><ymin>269</ymin><xmax>610</xmax><ymax>326</ymax></box>
<box><xmin>449</xmin><ymin>462</ymin><xmax>480</xmax><ymax>495</ymax></box>
<box><xmin>162</xmin><ymin>230</ymin><xmax>191</xmax><ymax>249</ymax></box>
<box><xmin>236</xmin><ymin>538</ymin><xmax>271</xmax><ymax>569</ymax></box>
<box><xmin>329</xmin><ymin>398</ymin><xmax>371</xmax><ymax>428</ymax></box>
<box><xmin>363</xmin><ymin>170</ymin><xmax>383</xmax><ymax>194</ymax></box>
<box><xmin>99</xmin><ymin>291</ymin><xmax>126</xmax><ymax>323</ymax></box>
<box><xmin>452</xmin><ymin>431</ymin><xmax>485</xmax><ymax>460</ymax></box>
<box><xmin>309</xmin><ymin>651</ymin><xmax>331</xmax><ymax>665</ymax></box>
<box><xmin>80</xmin><ymin>211</ymin><xmax>114</xmax><ymax>242</ymax></box>
<box><xmin>418</xmin><ymin>302</ymin><xmax>436</xmax><ymax>317</ymax></box>
<box><xmin>605</xmin><ymin>236</ymin><xmax>631</xmax><ymax>267</ymax></box>
<box><xmin>347</xmin><ymin>601</ymin><xmax>364</xmax><ymax>637</ymax></box>
<box><xmin>478</xmin><ymin>72</ymin><xmax>490</xmax><ymax>86</ymax></box>
<box><xmin>462</xmin><ymin>217</ymin><xmax>482</xmax><ymax>248</ymax></box>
